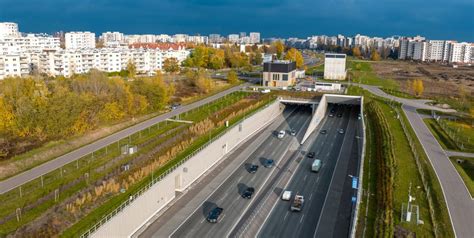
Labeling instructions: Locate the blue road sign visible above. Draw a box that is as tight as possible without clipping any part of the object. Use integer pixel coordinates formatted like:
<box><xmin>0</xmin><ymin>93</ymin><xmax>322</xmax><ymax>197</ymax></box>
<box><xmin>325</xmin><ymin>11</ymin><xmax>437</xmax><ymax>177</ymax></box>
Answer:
<box><xmin>352</xmin><ymin>177</ymin><xmax>358</xmax><ymax>189</ymax></box>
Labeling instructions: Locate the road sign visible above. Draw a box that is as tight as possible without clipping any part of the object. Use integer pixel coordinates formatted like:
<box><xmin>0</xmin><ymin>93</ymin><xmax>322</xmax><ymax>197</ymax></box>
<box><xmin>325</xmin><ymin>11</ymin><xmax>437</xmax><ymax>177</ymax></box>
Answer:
<box><xmin>352</xmin><ymin>177</ymin><xmax>358</xmax><ymax>189</ymax></box>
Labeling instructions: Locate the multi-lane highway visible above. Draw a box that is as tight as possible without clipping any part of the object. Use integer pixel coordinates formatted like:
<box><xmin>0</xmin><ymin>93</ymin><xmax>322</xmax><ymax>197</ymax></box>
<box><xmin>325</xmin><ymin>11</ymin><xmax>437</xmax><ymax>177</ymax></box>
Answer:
<box><xmin>256</xmin><ymin>104</ymin><xmax>360</xmax><ymax>238</ymax></box>
<box><xmin>169</xmin><ymin>106</ymin><xmax>312</xmax><ymax>238</ymax></box>
<box><xmin>140</xmin><ymin>102</ymin><xmax>363</xmax><ymax>238</ymax></box>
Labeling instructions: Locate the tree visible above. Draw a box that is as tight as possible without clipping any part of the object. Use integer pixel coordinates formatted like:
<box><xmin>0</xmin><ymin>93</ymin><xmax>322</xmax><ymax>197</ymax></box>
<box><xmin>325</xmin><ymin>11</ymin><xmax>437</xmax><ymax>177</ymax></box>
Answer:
<box><xmin>412</xmin><ymin>79</ymin><xmax>424</xmax><ymax>97</ymax></box>
<box><xmin>284</xmin><ymin>48</ymin><xmax>304</xmax><ymax>69</ymax></box>
<box><xmin>127</xmin><ymin>60</ymin><xmax>137</xmax><ymax>78</ymax></box>
<box><xmin>186</xmin><ymin>69</ymin><xmax>212</xmax><ymax>94</ymax></box>
<box><xmin>253</xmin><ymin>50</ymin><xmax>263</xmax><ymax>65</ymax></box>
<box><xmin>273</xmin><ymin>41</ymin><xmax>285</xmax><ymax>59</ymax></box>
<box><xmin>227</xmin><ymin>70</ymin><xmax>239</xmax><ymax>84</ymax></box>
<box><xmin>352</xmin><ymin>47</ymin><xmax>362</xmax><ymax>58</ymax></box>
<box><xmin>163</xmin><ymin>58</ymin><xmax>180</xmax><ymax>73</ymax></box>
<box><xmin>370</xmin><ymin>49</ymin><xmax>381</xmax><ymax>61</ymax></box>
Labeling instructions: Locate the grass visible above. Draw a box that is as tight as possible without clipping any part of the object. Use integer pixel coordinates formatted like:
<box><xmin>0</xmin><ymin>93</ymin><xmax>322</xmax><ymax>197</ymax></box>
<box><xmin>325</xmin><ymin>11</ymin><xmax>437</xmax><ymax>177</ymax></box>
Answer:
<box><xmin>349</xmin><ymin>61</ymin><xmax>399</xmax><ymax>89</ymax></box>
<box><xmin>380</xmin><ymin>88</ymin><xmax>416</xmax><ymax>99</ymax></box>
<box><xmin>449</xmin><ymin>157</ymin><xmax>474</xmax><ymax>197</ymax></box>
<box><xmin>63</xmin><ymin>94</ymin><xmax>276</xmax><ymax>237</ymax></box>
<box><xmin>442</xmin><ymin>119</ymin><xmax>474</xmax><ymax>152</ymax></box>
<box><xmin>305</xmin><ymin>64</ymin><xmax>324</xmax><ymax>76</ymax></box>
<box><xmin>349</xmin><ymin>86</ymin><xmax>453</xmax><ymax>237</ymax></box>
<box><xmin>424</xmin><ymin>119</ymin><xmax>459</xmax><ymax>151</ymax></box>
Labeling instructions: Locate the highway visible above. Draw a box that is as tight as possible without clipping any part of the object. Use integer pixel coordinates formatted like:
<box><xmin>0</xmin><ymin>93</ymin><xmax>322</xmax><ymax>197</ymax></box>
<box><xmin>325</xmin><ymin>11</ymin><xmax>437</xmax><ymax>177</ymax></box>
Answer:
<box><xmin>0</xmin><ymin>83</ymin><xmax>248</xmax><ymax>194</ymax></box>
<box><xmin>253</xmin><ymin>104</ymin><xmax>360</xmax><ymax>238</ymax></box>
<box><xmin>169</xmin><ymin>105</ymin><xmax>312</xmax><ymax>238</ymax></box>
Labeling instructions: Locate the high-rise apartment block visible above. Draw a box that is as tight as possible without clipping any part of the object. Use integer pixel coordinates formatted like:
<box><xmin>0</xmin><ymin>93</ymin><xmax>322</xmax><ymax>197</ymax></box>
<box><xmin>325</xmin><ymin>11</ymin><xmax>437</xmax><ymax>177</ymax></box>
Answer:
<box><xmin>65</xmin><ymin>31</ymin><xmax>96</xmax><ymax>49</ymax></box>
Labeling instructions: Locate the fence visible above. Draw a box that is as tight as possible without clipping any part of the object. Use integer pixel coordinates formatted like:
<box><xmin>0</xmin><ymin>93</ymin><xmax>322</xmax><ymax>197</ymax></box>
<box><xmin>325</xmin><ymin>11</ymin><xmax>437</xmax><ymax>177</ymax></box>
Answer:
<box><xmin>395</xmin><ymin>107</ymin><xmax>440</xmax><ymax>237</ymax></box>
<box><xmin>80</xmin><ymin>97</ymin><xmax>278</xmax><ymax>238</ymax></box>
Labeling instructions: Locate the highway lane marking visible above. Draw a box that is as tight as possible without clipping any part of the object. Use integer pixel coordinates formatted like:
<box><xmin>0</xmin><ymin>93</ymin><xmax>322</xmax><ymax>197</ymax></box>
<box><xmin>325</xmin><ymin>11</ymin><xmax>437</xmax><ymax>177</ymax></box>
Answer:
<box><xmin>303</xmin><ymin>175</ymin><xmax>307</xmax><ymax>182</ymax></box>
<box><xmin>313</xmin><ymin>107</ymin><xmax>354</xmax><ymax>238</ymax></box>
<box><xmin>309</xmin><ymin>193</ymin><xmax>313</xmax><ymax>201</ymax></box>
<box><xmin>284</xmin><ymin>212</ymin><xmax>289</xmax><ymax>221</ymax></box>
<box><xmin>224</xmin><ymin>113</ymin><xmax>307</xmax><ymax>237</ymax></box>
<box><xmin>300</xmin><ymin>214</ymin><xmax>305</xmax><ymax>223</ymax></box>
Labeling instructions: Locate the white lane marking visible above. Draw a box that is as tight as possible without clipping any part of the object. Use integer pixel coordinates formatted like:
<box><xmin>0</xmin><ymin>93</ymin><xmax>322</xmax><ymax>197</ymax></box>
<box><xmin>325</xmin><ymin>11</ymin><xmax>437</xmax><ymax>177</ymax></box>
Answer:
<box><xmin>200</xmin><ymin>219</ymin><xmax>205</xmax><ymax>224</ymax></box>
<box><xmin>300</xmin><ymin>214</ymin><xmax>305</xmax><ymax>223</ymax></box>
<box><xmin>303</xmin><ymin>175</ymin><xmax>307</xmax><ymax>182</ymax></box>
<box><xmin>309</xmin><ymin>193</ymin><xmax>313</xmax><ymax>201</ymax></box>
<box><xmin>284</xmin><ymin>212</ymin><xmax>289</xmax><ymax>221</ymax></box>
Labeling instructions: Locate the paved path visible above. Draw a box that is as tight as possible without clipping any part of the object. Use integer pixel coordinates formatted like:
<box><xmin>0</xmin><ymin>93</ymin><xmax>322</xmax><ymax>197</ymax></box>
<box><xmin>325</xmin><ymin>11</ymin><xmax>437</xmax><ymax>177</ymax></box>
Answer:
<box><xmin>361</xmin><ymin>84</ymin><xmax>474</xmax><ymax>238</ymax></box>
<box><xmin>445</xmin><ymin>150</ymin><xmax>474</xmax><ymax>158</ymax></box>
<box><xmin>0</xmin><ymin>84</ymin><xmax>248</xmax><ymax>195</ymax></box>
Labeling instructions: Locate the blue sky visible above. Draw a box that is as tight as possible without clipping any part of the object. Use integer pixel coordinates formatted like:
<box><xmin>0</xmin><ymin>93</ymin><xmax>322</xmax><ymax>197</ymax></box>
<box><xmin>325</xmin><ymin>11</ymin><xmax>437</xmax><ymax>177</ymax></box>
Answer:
<box><xmin>1</xmin><ymin>0</ymin><xmax>473</xmax><ymax>41</ymax></box>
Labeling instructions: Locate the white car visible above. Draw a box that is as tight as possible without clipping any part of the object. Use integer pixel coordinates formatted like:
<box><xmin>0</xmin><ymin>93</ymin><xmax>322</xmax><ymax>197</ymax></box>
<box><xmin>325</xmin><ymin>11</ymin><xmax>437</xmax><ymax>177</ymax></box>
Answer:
<box><xmin>261</xmin><ymin>89</ymin><xmax>271</xmax><ymax>94</ymax></box>
<box><xmin>277</xmin><ymin>130</ymin><xmax>286</xmax><ymax>138</ymax></box>
<box><xmin>282</xmin><ymin>190</ymin><xmax>292</xmax><ymax>201</ymax></box>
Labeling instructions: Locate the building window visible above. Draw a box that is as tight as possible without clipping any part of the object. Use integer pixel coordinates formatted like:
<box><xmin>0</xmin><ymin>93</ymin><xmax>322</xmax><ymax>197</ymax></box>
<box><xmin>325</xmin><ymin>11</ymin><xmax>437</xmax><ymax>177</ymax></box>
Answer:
<box><xmin>282</xmin><ymin>74</ymin><xmax>288</xmax><ymax>81</ymax></box>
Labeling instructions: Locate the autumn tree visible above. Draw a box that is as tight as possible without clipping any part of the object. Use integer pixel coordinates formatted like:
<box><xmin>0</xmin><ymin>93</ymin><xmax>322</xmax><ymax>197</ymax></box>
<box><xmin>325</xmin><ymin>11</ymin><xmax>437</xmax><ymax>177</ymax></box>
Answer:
<box><xmin>186</xmin><ymin>69</ymin><xmax>212</xmax><ymax>94</ymax></box>
<box><xmin>370</xmin><ymin>49</ymin><xmax>381</xmax><ymax>61</ymax></box>
<box><xmin>127</xmin><ymin>60</ymin><xmax>137</xmax><ymax>78</ymax></box>
<box><xmin>253</xmin><ymin>50</ymin><xmax>263</xmax><ymax>65</ymax></box>
<box><xmin>273</xmin><ymin>40</ymin><xmax>285</xmax><ymax>59</ymax></box>
<box><xmin>412</xmin><ymin>79</ymin><xmax>424</xmax><ymax>97</ymax></box>
<box><xmin>227</xmin><ymin>70</ymin><xmax>239</xmax><ymax>84</ymax></box>
<box><xmin>163</xmin><ymin>57</ymin><xmax>180</xmax><ymax>73</ymax></box>
<box><xmin>284</xmin><ymin>48</ymin><xmax>304</xmax><ymax>69</ymax></box>
<box><xmin>352</xmin><ymin>47</ymin><xmax>362</xmax><ymax>58</ymax></box>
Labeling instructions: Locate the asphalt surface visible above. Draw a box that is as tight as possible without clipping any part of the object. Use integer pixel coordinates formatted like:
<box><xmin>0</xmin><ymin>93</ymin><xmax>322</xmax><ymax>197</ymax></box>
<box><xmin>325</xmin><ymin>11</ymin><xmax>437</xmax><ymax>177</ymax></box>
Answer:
<box><xmin>169</xmin><ymin>106</ymin><xmax>312</xmax><ymax>238</ymax></box>
<box><xmin>257</xmin><ymin>104</ymin><xmax>361</xmax><ymax>238</ymax></box>
<box><xmin>360</xmin><ymin>84</ymin><xmax>474</xmax><ymax>237</ymax></box>
<box><xmin>0</xmin><ymin>83</ymin><xmax>248</xmax><ymax>194</ymax></box>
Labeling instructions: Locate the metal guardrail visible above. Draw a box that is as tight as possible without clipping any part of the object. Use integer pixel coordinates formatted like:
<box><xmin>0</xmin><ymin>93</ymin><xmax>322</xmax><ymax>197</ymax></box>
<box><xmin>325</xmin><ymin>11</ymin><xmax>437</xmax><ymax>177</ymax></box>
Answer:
<box><xmin>80</xmin><ymin>99</ymin><xmax>277</xmax><ymax>238</ymax></box>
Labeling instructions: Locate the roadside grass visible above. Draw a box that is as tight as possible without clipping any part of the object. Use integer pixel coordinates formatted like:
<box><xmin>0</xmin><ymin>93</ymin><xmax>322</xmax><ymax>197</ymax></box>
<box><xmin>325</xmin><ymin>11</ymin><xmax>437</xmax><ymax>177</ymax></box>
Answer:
<box><xmin>380</xmin><ymin>88</ymin><xmax>416</xmax><ymax>99</ymax></box>
<box><xmin>349</xmin><ymin>61</ymin><xmax>399</xmax><ymax>89</ymax></box>
<box><xmin>63</xmin><ymin>94</ymin><xmax>276</xmax><ymax>237</ymax></box>
<box><xmin>349</xmin><ymin>86</ymin><xmax>453</xmax><ymax>237</ymax></box>
<box><xmin>449</xmin><ymin>156</ymin><xmax>474</xmax><ymax>197</ymax></box>
<box><xmin>423</xmin><ymin>119</ymin><xmax>460</xmax><ymax>151</ymax></box>
<box><xmin>0</xmin><ymin>91</ymin><xmax>251</xmax><ymax>236</ymax></box>
<box><xmin>0</xmin><ymin>80</ymin><xmax>240</xmax><ymax>181</ymax></box>
<box><xmin>442</xmin><ymin>119</ymin><xmax>474</xmax><ymax>152</ymax></box>
<box><xmin>305</xmin><ymin>64</ymin><xmax>324</xmax><ymax>76</ymax></box>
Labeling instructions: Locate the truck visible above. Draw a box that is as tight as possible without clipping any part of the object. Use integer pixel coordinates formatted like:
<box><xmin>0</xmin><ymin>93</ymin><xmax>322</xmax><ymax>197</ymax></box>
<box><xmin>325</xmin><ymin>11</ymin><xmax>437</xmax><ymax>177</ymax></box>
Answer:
<box><xmin>290</xmin><ymin>194</ymin><xmax>304</xmax><ymax>212</ymax></box>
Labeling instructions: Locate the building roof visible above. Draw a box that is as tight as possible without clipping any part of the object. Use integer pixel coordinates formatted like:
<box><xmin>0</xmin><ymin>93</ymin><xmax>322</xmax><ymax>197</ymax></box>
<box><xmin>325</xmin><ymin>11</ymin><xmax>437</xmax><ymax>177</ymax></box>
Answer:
<box><xmin>263</xmin><ymin>61</ymin><xmax>296</xmax><ymax>73</ymax></box>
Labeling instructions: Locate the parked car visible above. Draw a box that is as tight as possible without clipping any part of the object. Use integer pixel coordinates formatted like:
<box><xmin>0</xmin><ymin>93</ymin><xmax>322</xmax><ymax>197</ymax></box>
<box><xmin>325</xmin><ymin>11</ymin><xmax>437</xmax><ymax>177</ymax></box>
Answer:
<box><xmin>242</xmin><ymin>187</ymin><xmax>255</xmax><ymax>199</ymax></box>
<box><xmin>282</xmin><ymin>190</ymin><xmax>292</xmax><ymax>201</ymax></box>
<box><xmin>263</xmin><ymin>159</ymin><xmax>274</xmax><ymax>168</ymax></box>
<box><xmin>206</xmin><ymin>207</ymin><xmax>224</xmax><ymax>223</ymax></box>
<box><xmin>248</xmin><ymin>164</ymin><xmax>259</xmax><ymax>173</ymax></box>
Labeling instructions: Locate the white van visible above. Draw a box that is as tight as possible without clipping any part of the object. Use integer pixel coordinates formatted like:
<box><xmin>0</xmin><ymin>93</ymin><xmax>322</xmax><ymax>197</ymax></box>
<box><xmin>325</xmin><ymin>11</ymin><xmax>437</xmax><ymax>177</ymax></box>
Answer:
<box><xmin>311</xmin><ymin>159</ymin><xmax>322</xmax><ymax>172</ymax></box>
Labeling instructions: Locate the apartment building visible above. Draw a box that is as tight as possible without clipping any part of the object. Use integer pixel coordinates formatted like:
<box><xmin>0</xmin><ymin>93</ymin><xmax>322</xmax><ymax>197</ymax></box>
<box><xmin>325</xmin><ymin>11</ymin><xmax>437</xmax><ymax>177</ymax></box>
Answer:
<box><xmin>65</xmin><ymin>32</ymin><xmax>96</xmax><ymax>49</ymax></box>
<box><xmin>249</xmin><ymin>32</ymin><xmax>261</xmax><ymax>44</ymax></box>
<box><xmin>0</xmin><ymin>22</ymin><xmax>20</xmax><ymax>38</ymax></box>
<box><xmin>324</xmin><ymin>53</ymin><xmax>347</xmax><ymax>80</ymax></box>
<box><xmin>449</xmin><ymin>42</ymin><xmax>472</xmax><ymax>64</ymax></box>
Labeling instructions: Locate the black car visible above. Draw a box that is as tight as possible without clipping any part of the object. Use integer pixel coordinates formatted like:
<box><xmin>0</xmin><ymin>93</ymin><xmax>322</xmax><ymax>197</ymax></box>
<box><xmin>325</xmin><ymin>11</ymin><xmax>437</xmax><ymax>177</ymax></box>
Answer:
<box><xmin>320</xmin><ymin>130</ymin><xmax>327</xmax><ymax>134</ymax></box>
<box><xmin>337</xmin><ymin>113</ymin><xmax>343</xmax><ymax>118</ymax></box>
<box><xmin>263</xmin><ymin>159</ymin><xmax>274</xmax><ymax>168</ymax></box>
<box><xmin>290</xmin><ymin>129</ymin><xmax>296</xmax><ymax>136</ymax></box>
<box><xmin>248</xmin><ymin>164</ymin><xmax>259</xmax><ymax>173</ymax></box>
<box><xmin>307</xmin><ymin>152</ymin><xmax>315</xmax><ymax>158</ymax></box>
<box><xmin>206</xmin><ymin>207</ymin><xmax>224</xmax><ymax>223</ymax></box>
<box><xmin>242</xmin><ymin>187</ymin><xmax>255</xmax><ymax>199</ymax></box>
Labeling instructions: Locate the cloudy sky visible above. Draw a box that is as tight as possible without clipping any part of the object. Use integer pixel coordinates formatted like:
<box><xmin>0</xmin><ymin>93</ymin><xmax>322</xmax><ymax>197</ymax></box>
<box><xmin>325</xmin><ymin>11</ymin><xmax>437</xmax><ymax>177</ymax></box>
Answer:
<box><xmin>1</xmin><ymin>0</ymin><xmax>473</xmax><ymax>41</ymax></box>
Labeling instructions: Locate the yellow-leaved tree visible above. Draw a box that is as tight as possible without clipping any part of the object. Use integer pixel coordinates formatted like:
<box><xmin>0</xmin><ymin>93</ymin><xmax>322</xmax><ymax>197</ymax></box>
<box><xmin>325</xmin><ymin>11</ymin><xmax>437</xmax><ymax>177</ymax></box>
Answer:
<box><xmin>412</xmin><ymin>79</ymin><xmax>424</xmax><ymax>97</ymax></box>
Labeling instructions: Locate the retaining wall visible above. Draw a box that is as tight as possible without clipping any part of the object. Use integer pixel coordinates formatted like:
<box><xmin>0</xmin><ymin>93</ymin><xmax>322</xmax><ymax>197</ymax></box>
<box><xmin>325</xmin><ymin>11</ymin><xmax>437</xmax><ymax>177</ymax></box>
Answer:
<box><xmin>91</xmin><ymin>101</ymin><xmax>284</xmax><ymax>238</ymax></box>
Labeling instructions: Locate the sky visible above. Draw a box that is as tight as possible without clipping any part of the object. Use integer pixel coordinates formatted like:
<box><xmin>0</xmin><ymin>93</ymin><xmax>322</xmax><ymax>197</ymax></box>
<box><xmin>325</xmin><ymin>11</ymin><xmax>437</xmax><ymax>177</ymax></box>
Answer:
<box><xmin>1</xmin><ymin>0</ymin><xmax>473</xmax><ymax>41</ymax></box>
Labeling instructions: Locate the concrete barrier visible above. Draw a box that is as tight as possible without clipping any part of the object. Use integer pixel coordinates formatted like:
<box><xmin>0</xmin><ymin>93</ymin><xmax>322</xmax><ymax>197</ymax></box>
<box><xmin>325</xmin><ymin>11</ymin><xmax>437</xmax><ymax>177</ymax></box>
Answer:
<box><xmin>91</xmin><ymin>101</ymin><xmax>284</xmax><ymax>238</ymax></box>
<box><xmin>301</xmin><ymin>95</ymin><xmax>328</xmax><ymax>143</ymax></box>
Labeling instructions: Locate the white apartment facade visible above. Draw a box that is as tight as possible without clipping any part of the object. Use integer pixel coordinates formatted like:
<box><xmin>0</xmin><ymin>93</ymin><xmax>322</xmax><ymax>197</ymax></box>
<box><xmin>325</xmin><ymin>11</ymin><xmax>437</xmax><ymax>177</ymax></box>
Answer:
<box><xmin>65</xmin><ymin>32</ymin><xmax>96</xmax><ymax>49</ymax></box>
<box><xmin>0</xmin><ymin>22</ymin><xmax>20</xmax><ymax>38</ymax></box>
<box><xmin>249</xmin><ymin>32</ymin><xmax>261</xmax><ymax>44</ymax></box>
